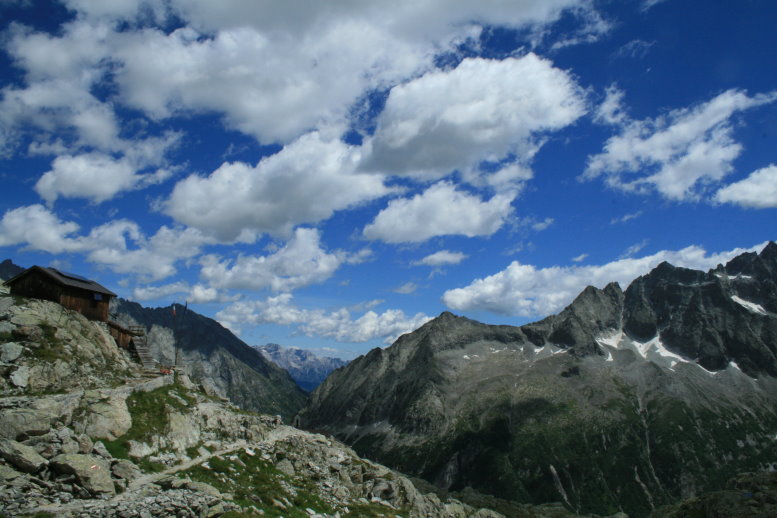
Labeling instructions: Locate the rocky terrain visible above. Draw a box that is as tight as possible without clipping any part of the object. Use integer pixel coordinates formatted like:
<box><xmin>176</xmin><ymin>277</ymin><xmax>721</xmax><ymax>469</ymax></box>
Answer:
<box><xmin>0</xmin><ymin>283</ymin><xmax>535</xmax><ymax>517</ymax></box>
<box><xmin>255</xmin><ymin>343</ymin><xmax>348</xmax><ymax>392</ymax></box>
<box><xmin>0</xmin><ymin>260</ymin><xmax>307</xmax><ymax>420</ymax></box>
<box><xmin>110</xmin><ymin>299</ymin><xmax>307</xmax><ymax>420</ymax></box>
<box><xmin>300</xmin><ymin>243</ymin><xmax>777</xmax><ymax>517</ymax></box>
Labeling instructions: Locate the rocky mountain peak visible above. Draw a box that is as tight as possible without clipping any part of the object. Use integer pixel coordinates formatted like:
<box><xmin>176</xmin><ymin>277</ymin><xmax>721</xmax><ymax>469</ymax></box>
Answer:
<box><xmin>761</xmin><ymin>240</ymin><xmax>777</xmax><ymax>259</ymax></box>
<box><xmin>645</xmin><ymin>260</ymin><xmax>708</xmax><ymax>286</ymax></box>
<box><xmin>519</xmin><ymin>281</ymin><xmax>623</xmax><ymax>355</ymax></box>
<box><xmin>416</xmin><ymin>311</ymin><xmax>468</xmax><ymax>334</ymax></box>
<box><xmin>603</xmin><ymin>281</ymin><xmax>623</xmax><ymax>297</ymax></box>
<box><xmin>0</xmin><ymin>259</ymin><xmax>24</xmax><ymax>281</ymax></box>
<box><xmin>723</xmin><ymin>240</ymin><xmax>777</xmax><ymax>279</ymax></box>
<box><xmin>619</xmin><ymin>242</ymin><xmax>777</xmax><ymax>376</ymax></box>
<box><xmin>301</xmin><ymin>244</ymin><xmax>777</xmax><ymax>518</ymax></box>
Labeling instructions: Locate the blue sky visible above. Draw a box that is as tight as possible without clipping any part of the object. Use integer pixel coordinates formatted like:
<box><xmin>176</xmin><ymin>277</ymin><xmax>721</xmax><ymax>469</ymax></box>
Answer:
<box><xmin>0</xmin><ymin>0</ymin><xmax>775</xmax><ymax>359</ymax></box>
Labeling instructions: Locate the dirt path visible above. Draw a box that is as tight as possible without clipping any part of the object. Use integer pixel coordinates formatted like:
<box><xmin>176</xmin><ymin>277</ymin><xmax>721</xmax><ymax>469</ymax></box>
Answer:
<box><xmin>34</xmin><ymin>425</ymin><xmax>309</xmax><ymax>516</ymax></box>
<box><xmin>123</xmin><ymin>441</ymin><xmax>248</xmax><ymax>492</ymax></box>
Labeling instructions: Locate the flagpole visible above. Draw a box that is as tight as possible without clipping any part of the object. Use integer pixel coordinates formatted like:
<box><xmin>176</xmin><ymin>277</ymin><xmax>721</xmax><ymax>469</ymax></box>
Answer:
<box><xmin>173</xmin><ymin>303</ymin><xmax>179</xmax><ymax>368</ymax></box>
<box><xmin>180</xmin><ymin>301</ymin><xmax>187</xmax><ymax>371</ymax></box>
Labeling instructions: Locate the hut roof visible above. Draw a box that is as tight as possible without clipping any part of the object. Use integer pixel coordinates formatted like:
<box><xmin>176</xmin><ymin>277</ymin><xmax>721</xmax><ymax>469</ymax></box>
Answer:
<box><xmin>4</xmin><ymin>266</ymin><xmax>117</xmax><ymax>297</ymax></box>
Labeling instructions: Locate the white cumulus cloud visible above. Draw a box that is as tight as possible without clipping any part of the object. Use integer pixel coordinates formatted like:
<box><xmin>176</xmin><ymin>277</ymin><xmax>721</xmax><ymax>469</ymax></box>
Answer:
<box><xmin>0</xmin><ymin>204</ymin><xmax>85</xmax><ymax>253</ymax></box>
<box><xmin>60</xmin><ymin>0</ymin><xmax>586</xmax><ymax>145</ymax></box>
<box><xmin>216</xmin><ymin>293</ymin><xmax>431</xmax><ymax>344</ymax></box>
<box><xmin>0</xmin><ymin>20</ymin><xmax>118</xmax><ymax>153</ymax></box>
<box><xmin>35</xmin><ymin>152</ymin><xmax>172</xmax><ymax>204</ymax></box>
<box><xmin>132</xmin><ymin>281</ymin><xmax>189</xmax><ymax>302</ymax></box>
<box><xmin>394</xmin><ymin>282</ymin><xmax>418</xmax><ymax>294</ymax></box>
<box><xmin>584</xmin><ymin>89</ymin><xmax>777</xmax><ymax>201</ymax></box>
<box><xmin>132</xmin><ymin>282</ymin><xmax>219</xmax><ymax>303</ymax></box>
<box><xmin>414</xmin><ymin>250</ymin><xmax>468</xmax><ymax>266</ymax></box>
<box><xmin>84</xmin><ymin>222</ymin><xmax>212</xmax><ymax>281</ymax></box>
<box><xmin>443</xmin><ymin>242</ymin><xmax>769</xmax><ymax>317</ymax></box>
<box><xmin>112</xmin><ymin>23</ymin><xmax>430</xmax><ymax>143</ymax></box>
<box><xmin>363</xmin><ymin>181</ymin><xmax>515</xmax><ymax>243</ymax></box>
<box><xmin>0</xmin><ymin>204</ymin><xmax>211</xmax><ymax>281</ymax></box>
<box><xmin>595</xmin><ymin>84</ymin><xmax>628</xmax><ymax>125</ymax></box>
<box><xmin>361</xmin><ymin>54</ymin><xmax>587</xmax><ymax>183</ymax></box>
<box><xmin>199</xmin><ymin>227</ymin><xmax>359</xmax><ymax>292</ymax></box>
<box><xmin>165</xmin><ymin>132</ymin><xmax>393</xmax><ymax>242</ymax></box>
<box><xmin>714</xmin><ymin>164</ymin><xmax>777</xmax><ymax>208</ymax></box>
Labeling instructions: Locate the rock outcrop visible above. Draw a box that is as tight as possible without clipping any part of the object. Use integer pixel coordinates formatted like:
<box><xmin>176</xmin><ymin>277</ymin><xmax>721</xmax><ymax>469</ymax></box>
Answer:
<box><xmin>300</xmin><ymin>243</ymin><xmax>777</xmax><ymax>518</ymax></box>
<box><xmin>110</xmin><ymin>298</ymin><xmax>308</xmax><ymax>419</ymax></box>
<box><xmin>0</xmin><ymin>296</ymin><xmax>139</xmax><ymax>395</ymax></box>
<box><xmin>0</xmin><ymin>439</ymin><xmax>47</xmax><ymax>473</ymax></box>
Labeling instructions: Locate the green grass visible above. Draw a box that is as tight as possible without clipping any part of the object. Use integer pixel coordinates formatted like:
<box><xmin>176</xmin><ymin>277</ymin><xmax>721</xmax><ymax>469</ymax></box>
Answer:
<box><xmin>137</xmin><ymin>458</ymin><xmax>167</xmax><ymax>473</ymax></box>
<box><xmin>28</xmin><ymin>323</ymin><xmax>68</xmax><ymax>362</ymax></box>
<box><xmin>102</xmin><ymin>439</ymin><xmax>128</xmax><ymax>459</ymax></box>
<box><xmin>102</xmin><ymin>381</ymin><xmax>196</xmax><ymax>460</ymax></box>
<box><xmin>186</xmin><ymin>444</ymin><xmax>205</xmax><ymax>459</ymax></box>
<box><xmin>181</xmin><ymin>450</ymin><xmax>349</xmax><ymax>517</ymax></box>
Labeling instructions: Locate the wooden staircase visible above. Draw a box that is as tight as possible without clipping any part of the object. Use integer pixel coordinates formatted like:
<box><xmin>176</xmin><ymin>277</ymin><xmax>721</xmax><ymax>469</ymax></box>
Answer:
<box><xmin>128</xmin><ymin>326</ymin><xmax>156</xmax><ymax>370</ymax></box>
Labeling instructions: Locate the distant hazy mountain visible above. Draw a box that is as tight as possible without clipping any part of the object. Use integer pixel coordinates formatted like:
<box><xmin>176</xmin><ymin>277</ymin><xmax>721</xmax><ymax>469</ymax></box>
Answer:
<box><xmin>111</xmin><ymin>299</ymin><xmax>307</xmax><ymax>419</ymax></box>
<box><xmin>254</xmin><ymin>343</ymin><xmax>348</xmax><ymax>392</ymax></box>
<box><xmin>300</xmin><ymin>242</ymin><xmax>777</xmax><ymax>518</ymax></box>
<box><xmin>0</xmin><ymin>259</ymin><xmax>24</xmax><ymax>280</ymax></box>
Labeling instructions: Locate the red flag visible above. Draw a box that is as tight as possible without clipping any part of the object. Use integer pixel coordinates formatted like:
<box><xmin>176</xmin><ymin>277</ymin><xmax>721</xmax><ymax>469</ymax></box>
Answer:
<box><xmin>172</xmin><ymin>306</ymin><xmax>176</xmax><ymax>317</ymax></box>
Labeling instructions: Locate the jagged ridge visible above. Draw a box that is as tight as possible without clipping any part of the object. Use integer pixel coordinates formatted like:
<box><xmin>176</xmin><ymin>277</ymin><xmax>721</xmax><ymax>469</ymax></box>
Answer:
<box><xmin>300</xmin><ymin>242</ymin><xmax>777</xmax><ymax>518</ymax></box>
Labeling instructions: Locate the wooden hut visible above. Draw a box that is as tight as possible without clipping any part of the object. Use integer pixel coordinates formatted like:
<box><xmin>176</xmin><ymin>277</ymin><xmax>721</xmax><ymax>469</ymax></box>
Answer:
<box><xmin>4</xmin><ymin>266</ymin><xmax>116</xmax><ymax>322</ymax></box>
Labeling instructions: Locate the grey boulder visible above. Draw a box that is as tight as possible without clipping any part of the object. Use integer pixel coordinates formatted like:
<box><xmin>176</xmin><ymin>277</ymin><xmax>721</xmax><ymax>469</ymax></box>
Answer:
<box><xmin>50</xmin><ymin>453</ymin><xmax>115</xmax><ymax>496</ymax></box>
<box><xmin>0</xmin><ymin>438</ymin><xmax>47</xmax><ymax>473</ymax></box>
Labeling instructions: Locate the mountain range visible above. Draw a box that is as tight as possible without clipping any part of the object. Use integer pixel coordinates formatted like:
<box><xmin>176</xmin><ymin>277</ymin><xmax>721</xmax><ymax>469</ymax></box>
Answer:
<box><xmin>254</xmin><ymin>343</ymin><xmax>348</xmax><ymax>392</ymax></box>
<box><xmin>299</xmin><ymin>242</ymin><xmax>777</xmax><ymax>517</ymax></box>
<box><xmin>3</xmin><ymin>243</ymin><xmax>777</xmax><ymax>516</ymax></box>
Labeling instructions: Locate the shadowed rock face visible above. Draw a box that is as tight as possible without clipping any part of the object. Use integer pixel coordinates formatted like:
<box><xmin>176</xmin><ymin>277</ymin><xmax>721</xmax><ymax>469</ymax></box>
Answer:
<box><xmin>0</xmin><ymin>259</ymin><xmax>24</xmax><ymax>281</ymax></box>
<box><xmin>300</xmin><ymin>242</ymin><xmax>777</xmax><ymax>518</ymax></box>
<box><xmin>521</xmin><ymin>282</ymin><xmax>625</xmax><ymax>356</ymax></box>
<box><xmin>111</xmin><ymin>299</ymin><xmax>307</xmax><ymax>420</ymax></box>
<box><xmin>622</xmin><ymin>243</ymin><xmax>777</xmax><ymax>375</ymax></box>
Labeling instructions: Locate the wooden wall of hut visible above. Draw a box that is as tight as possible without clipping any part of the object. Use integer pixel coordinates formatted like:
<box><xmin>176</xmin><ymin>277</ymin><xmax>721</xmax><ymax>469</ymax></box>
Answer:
<box><xmin>60</xmin><ymin>291</ymin><xmax>110</xmax><ymax>322</ymax></box>
<box><xmin>8</xmin><ymin>269</ymin><xmax>110</xmax><ymax>322</ymax></box>
<box><xmin>7</xmin><ymin>269</ymin><xmax>61</xmax><ymax>304</ymax></box>
<box><xmin>107</xmin><ymin>323</ymin><xmax>133</xmax><ymax>349</ymax></box>
<box><xmin>59</xmin><ymin>289</ymin><xmax>108</xmax><ymax>322</ymax></box>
